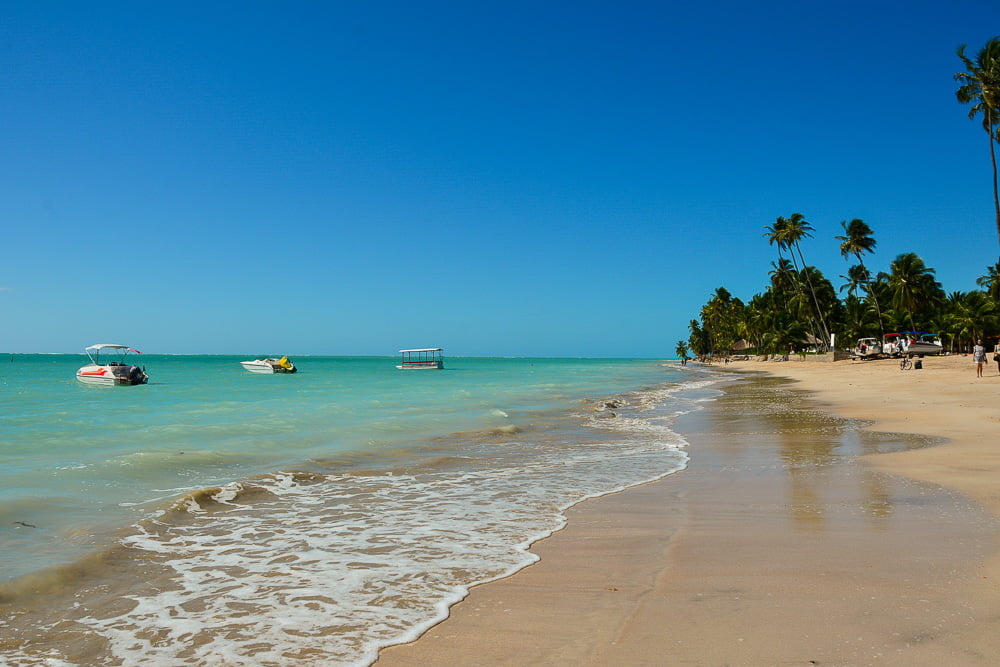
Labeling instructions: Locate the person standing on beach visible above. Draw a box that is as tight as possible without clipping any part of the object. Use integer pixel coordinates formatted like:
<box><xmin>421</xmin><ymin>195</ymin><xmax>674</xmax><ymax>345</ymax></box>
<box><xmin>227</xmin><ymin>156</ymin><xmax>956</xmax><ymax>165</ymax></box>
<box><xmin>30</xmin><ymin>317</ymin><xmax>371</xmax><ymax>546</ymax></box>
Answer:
<box><xmin>994</xmin><ymin>340</ymin><xmax>1000</xmax><ymax>374</ymax></box>
<box><xmin>974</xmin><ymin>339</ymin><xmax>986</xmax><ymax>377</ymax></box>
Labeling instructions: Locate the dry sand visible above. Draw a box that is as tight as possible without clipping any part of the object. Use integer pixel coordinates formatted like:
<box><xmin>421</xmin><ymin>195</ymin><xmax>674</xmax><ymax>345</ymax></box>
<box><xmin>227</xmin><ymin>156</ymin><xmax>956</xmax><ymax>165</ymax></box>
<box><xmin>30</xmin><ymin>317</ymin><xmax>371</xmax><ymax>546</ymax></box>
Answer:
<box><xmin>377</xmin><ymin>354</ymin><xmax>1000</xmax><ymax>665</ymax></box>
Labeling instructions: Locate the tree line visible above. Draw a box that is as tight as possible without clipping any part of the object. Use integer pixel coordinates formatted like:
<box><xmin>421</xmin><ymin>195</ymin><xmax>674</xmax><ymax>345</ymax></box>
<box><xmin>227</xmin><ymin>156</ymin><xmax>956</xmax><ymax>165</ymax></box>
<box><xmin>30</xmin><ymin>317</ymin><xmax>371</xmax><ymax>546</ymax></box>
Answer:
<box><xmin>677</xmin><ymin>36</ymin><xmax>1000</xmax><ymax>361</ymax></box>
<box><xmin>678</xmin><ymin>214</ymin><xmax>1000</xmax><ymax>359</ymax></box>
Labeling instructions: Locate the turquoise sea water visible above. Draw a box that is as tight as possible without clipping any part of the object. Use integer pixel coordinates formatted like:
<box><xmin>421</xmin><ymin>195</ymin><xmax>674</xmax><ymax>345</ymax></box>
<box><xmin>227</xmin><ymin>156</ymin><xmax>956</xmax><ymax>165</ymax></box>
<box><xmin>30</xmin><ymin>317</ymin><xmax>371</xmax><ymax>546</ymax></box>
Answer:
<box><xmin>0</xmin><ymin>354</ymin><xmax>720</xmax><ymax>666</ymax></box>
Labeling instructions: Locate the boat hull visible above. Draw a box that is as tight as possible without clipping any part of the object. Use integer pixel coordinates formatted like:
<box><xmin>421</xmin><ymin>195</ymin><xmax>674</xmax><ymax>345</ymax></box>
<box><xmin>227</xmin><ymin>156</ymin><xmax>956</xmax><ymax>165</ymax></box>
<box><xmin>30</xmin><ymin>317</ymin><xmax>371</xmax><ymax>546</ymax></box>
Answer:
<box><xmin>240</xmin><ymin>361</ymin><xmax>276</xmax><ymax>374</ymax></box>
<box><xmin>906</xmin><ymin>342</ymin><xmax>943</xmax><ymax>356</ymax></box>
<box><xmin>396</xmin><ymin>362</ymin><xmax>444</xmax><ymax>370</ymax></box>
<box><xmin>240</xmin><ymin>359</ymin><xmax>297</xmax><ymax>374</ymax></box>
<box><xmin>76</xmin><ymin>364</ymin><xmax>148</xmax><ymax>386</ymax></box>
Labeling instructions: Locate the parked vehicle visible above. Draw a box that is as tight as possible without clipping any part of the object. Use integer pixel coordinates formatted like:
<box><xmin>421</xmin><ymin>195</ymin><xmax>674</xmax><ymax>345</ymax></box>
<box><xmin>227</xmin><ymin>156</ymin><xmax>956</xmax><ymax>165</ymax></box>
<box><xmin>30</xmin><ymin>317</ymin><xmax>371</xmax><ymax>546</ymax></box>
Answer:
<box><xmin>850</xmin><ymin>337</ymin><xmax>881</xmax><ymax>359</ymax></box>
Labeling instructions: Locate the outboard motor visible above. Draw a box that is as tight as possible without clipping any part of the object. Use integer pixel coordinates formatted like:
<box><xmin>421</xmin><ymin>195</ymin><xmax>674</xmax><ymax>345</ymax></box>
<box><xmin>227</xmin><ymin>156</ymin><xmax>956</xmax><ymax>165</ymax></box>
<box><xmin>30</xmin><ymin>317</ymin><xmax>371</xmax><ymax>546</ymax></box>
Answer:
<box><xmin>127</xmin><ymin>366</ymin><xmax>148</xmax><ymax>385</ymax></box>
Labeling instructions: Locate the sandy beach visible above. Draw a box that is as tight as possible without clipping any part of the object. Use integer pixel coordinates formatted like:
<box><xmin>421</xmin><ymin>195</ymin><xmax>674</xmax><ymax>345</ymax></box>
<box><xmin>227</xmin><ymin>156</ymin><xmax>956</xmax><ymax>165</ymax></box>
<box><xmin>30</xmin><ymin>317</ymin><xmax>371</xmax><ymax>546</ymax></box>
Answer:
<box><xmin>378</xmin><ymin>354</ymin><xmax>1000</xmax><ymax>665</ymax></box>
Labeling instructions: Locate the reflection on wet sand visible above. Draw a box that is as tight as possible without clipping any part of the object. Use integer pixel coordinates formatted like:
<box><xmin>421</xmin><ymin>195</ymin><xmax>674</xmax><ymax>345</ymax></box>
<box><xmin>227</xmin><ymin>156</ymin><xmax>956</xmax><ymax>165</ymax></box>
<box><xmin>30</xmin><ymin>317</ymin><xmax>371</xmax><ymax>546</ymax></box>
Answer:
<box><xmin>698</xmin><ymin>374</ymin><xmax>943</xmax><ymax>532</ymax></box>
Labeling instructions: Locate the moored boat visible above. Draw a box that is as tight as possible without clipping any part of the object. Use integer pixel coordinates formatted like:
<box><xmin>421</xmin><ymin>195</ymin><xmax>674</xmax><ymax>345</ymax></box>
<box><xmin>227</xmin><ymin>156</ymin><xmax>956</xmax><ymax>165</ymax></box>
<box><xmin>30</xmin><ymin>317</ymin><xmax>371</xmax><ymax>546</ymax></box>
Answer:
<box><xmin>76</xmin><ymin>344</ymin><xmax>148</xmax><ymax>386</ymax></box>
<box><xmin>240</xmin><ymin>356</ymin><xmax>297</xmax><ymax>374</ymax></box>
<box><xmin>396</xmin><ymin>348</ymin><xmax>444</xmax><ymax>370</ymax></box>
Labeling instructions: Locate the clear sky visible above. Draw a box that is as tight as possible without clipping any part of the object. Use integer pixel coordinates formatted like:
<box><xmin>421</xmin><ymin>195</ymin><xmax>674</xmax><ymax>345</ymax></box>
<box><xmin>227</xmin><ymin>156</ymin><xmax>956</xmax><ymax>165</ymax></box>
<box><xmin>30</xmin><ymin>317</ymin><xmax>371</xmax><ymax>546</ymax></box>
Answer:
<box><xmin>3</xmin><ymin>1</ymin><xmax>1000</xmax><ymax>357</ymax></box>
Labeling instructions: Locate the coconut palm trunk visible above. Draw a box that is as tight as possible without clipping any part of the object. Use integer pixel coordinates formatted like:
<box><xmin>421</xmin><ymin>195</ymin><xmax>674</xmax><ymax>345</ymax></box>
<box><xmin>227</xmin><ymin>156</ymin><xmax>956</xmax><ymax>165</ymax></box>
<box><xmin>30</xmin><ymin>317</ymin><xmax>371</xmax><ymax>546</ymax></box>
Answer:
<box><xmin>990</xmin><ymin>113</ymin><xmax>1000</xmax><ymax>242</ymax></box>
<box><xmin>955</xmin><ymin>38</ymin><xmax>1000</xmax><ymax>245</ymax></box>
<box><xmin>794</xmin><ymin>242</ymin><xmax>831</xmax><ymax>349</ymax></box>
<box><xmin>864</xmin><ymin>265</ymin><xmax>885</xmax><ymax>336</ymax></box>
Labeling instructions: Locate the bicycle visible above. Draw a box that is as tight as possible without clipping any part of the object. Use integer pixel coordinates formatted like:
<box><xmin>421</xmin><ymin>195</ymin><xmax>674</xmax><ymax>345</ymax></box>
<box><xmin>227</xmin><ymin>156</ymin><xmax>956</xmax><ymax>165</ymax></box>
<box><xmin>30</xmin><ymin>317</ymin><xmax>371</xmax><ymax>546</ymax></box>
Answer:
<box><xmin>900</xmin><ymin>356</ymin><xmax>913</xmax><ymax>370</ymax></box>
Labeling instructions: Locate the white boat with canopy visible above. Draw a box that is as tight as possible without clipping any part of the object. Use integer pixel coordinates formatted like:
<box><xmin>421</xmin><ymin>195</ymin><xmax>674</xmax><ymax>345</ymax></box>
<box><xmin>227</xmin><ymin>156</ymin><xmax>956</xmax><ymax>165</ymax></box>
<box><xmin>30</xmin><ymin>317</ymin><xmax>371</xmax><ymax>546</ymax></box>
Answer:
<box><xmin>76</xmin><ymin>344</ymin><xmax>149</xmax><ymax>386</ymax></box>
<box><xmin>396</xmin><ymin>348</ymin><xmax>444</xmax><ymax>370</ymax></box>
<box><xmin>882</xmin><ymin>332</ymin><xmax>943</xmax><ymax>357</ymax></box>
<box><xmin>901</xmin><ymin>332</ymin><xmax>943</xmax><ymax>357</ymax></box>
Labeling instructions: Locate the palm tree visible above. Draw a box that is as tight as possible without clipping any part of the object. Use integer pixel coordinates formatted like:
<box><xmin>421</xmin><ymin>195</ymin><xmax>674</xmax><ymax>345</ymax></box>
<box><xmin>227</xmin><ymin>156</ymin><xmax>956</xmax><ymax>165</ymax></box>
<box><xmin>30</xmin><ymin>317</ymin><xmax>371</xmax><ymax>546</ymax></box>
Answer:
<box><xmin>764</xmin><ymin>215</ymin><xmax>829</xmax><ymax>349</ymax></box>
<box><xmin>688</xmin><ymin>319</ymin><xmax>710</xmax><ymax>357</ymax></box>
<box><xmin>842</xmin><ymin>294</ymin><xmax>878</xmax><ymax>341</ymax></box>
<box><xmin>946</xmin><ymin>291</ymin><xmax>970</xmax><ymax>352</ymax></box>
<box><xmin>675</xmin><ymin>340</ymin><xmax>689</xmax><ymax>362</ymax></box>
<box><xmin>768</xmin><ymin>258</ymin><xmax>796</xmax><ymax>303</ymax></box>
<box><xmin>835</xmin><ymin>218</ymin><xmax>884</xmax><ymax>334</ymax></box>
<box><xmin>951</xmin><ymin>291</ymin><xmax>998</xmax><ymax>349</ymax></box>
<box><xmin>927</xmin><ymin>310</ymin><xmax>958</xmax><ymax>354</ymax></box>
<box><xmin>785</xmin><ymin>280</ymin><xmax>819</xmax><ymax>343</ymax></box>
<box><xmin>882</xmin><ymin>308</ymin><xmax>912</xmax><ymax>336</ymax></box>
<box><xmin>882</xmin><ymin>253</ymin><xmax>943</xmax><ymax>330</ymax></box>
<box><xmin>955</xmin><ymin>36</ymin><xmax>1000</xmax><ymax>244</ymax></box>
<box><xmin>781</xmin><ymin>213</ymin><xmax>831</xmax><ymax>348</ymax></box>
<box><xmin>839</xmin><ymin>264</ymin><xmax>870</xmax><ymax>299</ymax></box>
<box><xmin>836</xmin><ymin>218</ymin><xmax>877</xmax><ymax>257</ymax></box>
<box><xmin>763</xmin><ymin>217</ymin><xmax>789</xmax><ymax>260</ymax></box>
<box><xmin>743</xmin><ymin>293</ymin><xmax>772</xmax><ymax>351</ymax></box>
<box><xmin>976</xmin><ymin>257</ymin><xmax>1000</xmax><ymax>300</ymax></box>
<box><xmin>700</xmin><ymin>287</ymin><xmax>742</xmax><ymax>355</ymax></box>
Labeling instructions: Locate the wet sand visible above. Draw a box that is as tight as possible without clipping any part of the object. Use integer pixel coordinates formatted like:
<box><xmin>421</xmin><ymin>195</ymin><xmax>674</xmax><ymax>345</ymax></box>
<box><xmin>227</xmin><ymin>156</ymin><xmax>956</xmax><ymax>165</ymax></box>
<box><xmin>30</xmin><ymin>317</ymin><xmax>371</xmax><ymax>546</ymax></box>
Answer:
<box><xmin>377</xmin><ymin>354</ymin><xmax>1000</xmax><ymax>665</ymax></box>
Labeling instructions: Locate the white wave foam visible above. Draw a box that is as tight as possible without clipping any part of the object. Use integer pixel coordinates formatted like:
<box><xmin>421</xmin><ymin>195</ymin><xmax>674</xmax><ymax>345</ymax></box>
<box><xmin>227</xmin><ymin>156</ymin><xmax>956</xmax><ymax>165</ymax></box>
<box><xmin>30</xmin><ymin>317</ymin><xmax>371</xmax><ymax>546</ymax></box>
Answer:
<box><xmin>211</xmin><ymin>482</ymin><xmax>244</xmax><ymax>504</ymax></box>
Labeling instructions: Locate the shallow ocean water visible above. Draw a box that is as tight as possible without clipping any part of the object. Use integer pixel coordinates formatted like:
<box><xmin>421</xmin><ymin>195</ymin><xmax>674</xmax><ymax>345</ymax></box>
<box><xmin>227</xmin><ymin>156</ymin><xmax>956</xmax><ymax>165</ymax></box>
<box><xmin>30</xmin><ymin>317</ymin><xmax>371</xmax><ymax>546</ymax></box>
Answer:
<box><xmin>0</xmin><ymin>355</ymin><xmax>719</xmax><ymax>665</ymax></box>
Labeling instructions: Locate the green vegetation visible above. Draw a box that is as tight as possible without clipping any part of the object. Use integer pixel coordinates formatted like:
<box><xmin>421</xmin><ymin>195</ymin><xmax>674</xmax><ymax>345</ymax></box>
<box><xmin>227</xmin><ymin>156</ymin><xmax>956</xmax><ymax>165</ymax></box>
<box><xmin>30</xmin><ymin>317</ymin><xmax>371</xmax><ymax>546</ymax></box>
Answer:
<box><xmin>687</xmin><ymin>217</ymin><xmax>1000</xmax><ymax>357</ymax></box>
<box><xmin>955</xmin><ymin>35</ymin><xmax>1000</xmax><ymax>243</ymax></box>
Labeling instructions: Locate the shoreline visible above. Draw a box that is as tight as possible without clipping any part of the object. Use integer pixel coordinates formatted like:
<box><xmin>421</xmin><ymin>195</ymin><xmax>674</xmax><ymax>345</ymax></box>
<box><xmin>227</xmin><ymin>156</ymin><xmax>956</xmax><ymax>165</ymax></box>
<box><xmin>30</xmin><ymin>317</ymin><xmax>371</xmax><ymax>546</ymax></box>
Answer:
<box><xmin>377</xmin><ymin>354</ymin><xmax>1000</xmax><ymax>664</ymax></box>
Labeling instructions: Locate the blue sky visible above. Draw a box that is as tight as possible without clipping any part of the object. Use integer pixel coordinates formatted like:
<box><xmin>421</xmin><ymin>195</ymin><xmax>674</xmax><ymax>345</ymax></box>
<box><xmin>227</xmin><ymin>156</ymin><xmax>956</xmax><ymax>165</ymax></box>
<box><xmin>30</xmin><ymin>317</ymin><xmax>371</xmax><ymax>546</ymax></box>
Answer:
<box><xmin>2</xmin><ymin>1</ymin><xmax>1000</xmax><ymax>357</ymax></box>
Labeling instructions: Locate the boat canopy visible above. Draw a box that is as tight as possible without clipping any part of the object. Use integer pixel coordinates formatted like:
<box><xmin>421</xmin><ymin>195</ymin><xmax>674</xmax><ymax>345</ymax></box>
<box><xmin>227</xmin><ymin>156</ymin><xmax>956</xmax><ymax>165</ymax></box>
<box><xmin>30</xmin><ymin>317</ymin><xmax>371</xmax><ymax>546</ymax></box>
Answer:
<box><xmin>87</xmin><ymin>343</ymin><xmax>142</xmax><ymax>354</ymax></box>
<box><xmin>85</xmin><ymin>344</ymin><xmax>142</xmax><ymax>365</ymax></box>
<box><xmin>86</xmin><ymin>344</ymin><xmax>141</xmax><ymax>354</ymax></box>
<box><xmin>397</xmin><ymin>347</ymin><xmax>444</xmax><ymax>369</ymax></box>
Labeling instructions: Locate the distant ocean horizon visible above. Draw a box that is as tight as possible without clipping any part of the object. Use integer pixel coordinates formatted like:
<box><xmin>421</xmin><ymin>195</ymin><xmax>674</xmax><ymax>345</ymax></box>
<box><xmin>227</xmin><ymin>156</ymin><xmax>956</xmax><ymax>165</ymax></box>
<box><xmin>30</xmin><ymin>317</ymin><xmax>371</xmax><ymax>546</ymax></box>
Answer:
<box><xmin>1</xmin><ymin>354</ymin><xmax>722</xmax><ymax>665</ymax></box>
